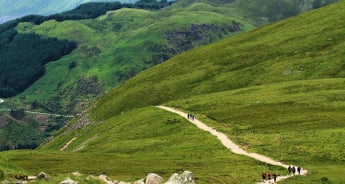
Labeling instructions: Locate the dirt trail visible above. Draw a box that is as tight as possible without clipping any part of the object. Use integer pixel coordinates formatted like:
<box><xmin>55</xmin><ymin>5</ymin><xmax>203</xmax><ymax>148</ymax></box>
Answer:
<box><xmin>157</xmin><ymin>105</ymin><xmax>308</xmax><ymax>183</ymax></box>
<box><xmin>60</xmin><ymin>137</ymin><xmax>77</xmax><ymax>151</ymax></box>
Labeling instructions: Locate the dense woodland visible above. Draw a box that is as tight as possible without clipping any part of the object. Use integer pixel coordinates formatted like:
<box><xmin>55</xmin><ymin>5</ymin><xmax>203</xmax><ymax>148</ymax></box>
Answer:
<box><xmin>0</xmin><ymin>0</ymin><xmax>174</xmax><ymax>98</ymax></box>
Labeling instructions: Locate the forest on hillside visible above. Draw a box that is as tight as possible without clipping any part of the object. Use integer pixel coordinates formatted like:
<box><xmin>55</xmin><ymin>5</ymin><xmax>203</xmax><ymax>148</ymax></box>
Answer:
<box><xmin>0</xmin><ymin>0</ymin><xmax>174</xmax><ymax>98</ymax></box>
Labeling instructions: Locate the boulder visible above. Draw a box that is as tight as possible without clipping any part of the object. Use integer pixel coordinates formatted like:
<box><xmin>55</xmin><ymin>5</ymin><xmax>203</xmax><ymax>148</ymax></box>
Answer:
<box><xmin>134</xmin><ymin>178</ymin><xmax>145</xmax><ymax>184</ymax></box>
<box><xmin>60</xmin><ymin>178</ymin><xmax>78</xmax><ymax>184</ymax></box>
<box><xmin>37</xmin><ymin>172</ymin><xmax>49</xmax><ymax>179</ymax></box>
<box><xmin>165</xmin><ymin>171</ymin><xmax>195</xmax><ymax>184</ymax></box>
<box><xmin>145</xmin><ymin>173</ymin><xmax>163</xmax><ymax>184</ymax></box>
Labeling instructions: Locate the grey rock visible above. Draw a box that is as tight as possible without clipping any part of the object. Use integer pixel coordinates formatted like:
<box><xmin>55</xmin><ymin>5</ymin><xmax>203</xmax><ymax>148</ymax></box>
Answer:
<box><xmin>60</xmin><ymin>178</ymin><xmax>78</xmax><ymax>184</ymax></box>
<box><xmin>37</xmin><ymin>172</ymin><xmax>49</xmax><ymax>179</ymax></box>
<box><xmin>145</xmin><ymin>173</ymin><xmax>163</xmax><ymax>184</ymax></box>
<box><xmin>133</xmin><ymin>178</ymin><xmax>145</xmax><ymax>184</ymax></box>
<box><xmin>165</xmin><ymin>171</ymin><xmax>195</xmax><ymax>184</ymax></box>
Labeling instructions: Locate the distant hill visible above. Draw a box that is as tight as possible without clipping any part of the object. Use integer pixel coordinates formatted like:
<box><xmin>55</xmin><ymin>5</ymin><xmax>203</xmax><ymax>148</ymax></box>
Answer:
<box><xmin>0</xmin><ymin>0</ymin><xmax>138</xmax><ymax>24</ymax></box>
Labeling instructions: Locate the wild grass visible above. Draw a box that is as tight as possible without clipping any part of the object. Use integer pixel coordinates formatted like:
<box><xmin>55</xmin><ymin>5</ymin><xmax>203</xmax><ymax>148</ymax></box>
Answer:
<box><xmin>0</xmin><ymin>107</ymin><xmax>284</xmax><ymax>183</ymax></box>
<box><xmin>166</xmin><ymin>79</ymin><xmax>345</xmax><ymax>184</ymax></box>
<box><xmin>88</xmin><ymin>1</ymin><xmax>345</xmax><ymax>121</ymax></box>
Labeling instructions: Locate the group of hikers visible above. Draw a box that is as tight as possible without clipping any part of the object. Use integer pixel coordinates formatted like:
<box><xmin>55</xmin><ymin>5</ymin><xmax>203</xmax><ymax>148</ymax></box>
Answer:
<box><xmin>261</xmin><ymin>172</ymin><xmax>278</xmax><ymax>183</ymax></box>
<box><xmin>187</xmin><ymin>114</ymin><xmax>195</xmax><ymax>120</ymax></box>
<box><xmin>288</xmin><ymin>165</ymin><xmax>302</xmax><ymax>175</ymax></box>
<box><xmin>261</xmin><ymin>166</ymin><xmax>302</xmax><ymax>183</ymax></box>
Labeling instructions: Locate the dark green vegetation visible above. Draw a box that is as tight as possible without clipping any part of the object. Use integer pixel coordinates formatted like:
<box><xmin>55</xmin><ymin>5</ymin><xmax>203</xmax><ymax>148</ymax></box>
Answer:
<box><xmin>0</xmin><ymin>0</ymin><xmax>173</xmax><ymax>98</ymax></box>
<box><xmin>0</xmin><ymin>110</ymin><xmax>71</xmax><ymax>150</ymax></box>
<box><xmin>0</xmin><ymin>31</ymin><xmax>76</xmax><ymax>97</ymax></box>
<box><xmin>0</xmin><ymin>0</ymin><xmax>344</xmax><ymax>183</ymax></box>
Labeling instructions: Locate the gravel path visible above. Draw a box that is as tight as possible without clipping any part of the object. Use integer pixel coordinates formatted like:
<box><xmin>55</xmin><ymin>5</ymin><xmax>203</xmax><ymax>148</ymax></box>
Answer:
<box><xmin>157</xmin><ymin>105</ymin><xmax>308</xmax><ymax>183</ymax></box>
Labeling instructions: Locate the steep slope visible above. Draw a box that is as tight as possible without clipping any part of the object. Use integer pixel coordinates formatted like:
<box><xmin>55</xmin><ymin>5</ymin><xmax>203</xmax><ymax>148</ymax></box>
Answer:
<box><xmin>0</xmin><ymin>0</ymin><xmax>137</xmax><ymax>24</ymax></box>
<box><xmin>11</xmin><ymin>0</ymin><xmax>253</xmax><ymax>114</ymax></box>
<box><xmin>89</xmin><ymin>0</ymin><xmax>345</xmax><ymax>120</ymax></box>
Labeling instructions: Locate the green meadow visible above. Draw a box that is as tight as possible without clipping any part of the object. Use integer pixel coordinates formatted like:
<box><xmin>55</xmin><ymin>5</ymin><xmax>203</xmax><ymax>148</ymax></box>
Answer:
<box><xmin>166</xmin><ymin>79</ymin><xmax>345</xmax><ymax>183</ymax></box>
<box><xmin>0</xmin><ymin>107</ymin><xmax>285</xmax><ymax>183</ymax></box>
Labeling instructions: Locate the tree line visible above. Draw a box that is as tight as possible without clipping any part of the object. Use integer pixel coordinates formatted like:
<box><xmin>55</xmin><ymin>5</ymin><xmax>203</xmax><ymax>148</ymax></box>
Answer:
<box><xmin>0</xmin><ymin>0</ymin><xmax>175</xmax><ymax>98</ymax></box>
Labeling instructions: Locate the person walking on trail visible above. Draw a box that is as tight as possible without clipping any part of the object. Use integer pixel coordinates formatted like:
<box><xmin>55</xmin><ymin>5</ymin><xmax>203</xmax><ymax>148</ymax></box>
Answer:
<box><xmin>297</xmin><ymin>166</ymin><xmax>301</xmax><ymax>175</ymax></box>
<box><xmin>261</xmin><ymin>172</ymin><xmax>267</xmax><ymax>182</ymax></box>
<box><xmin>268</xmin><ymin>172</ymin><xmax>272</xmax><ymax>182</ymax></box>
<box><xmin>273</xmin><ymin>173</ymin><xmax>277</xmax><ymax>183</ymax></box>
<box><xmin>288</xmin><ymin>165</ymin><xmax>292</xmax><ymax>174</ymax></box>
<box><xmin>292</xmin><ymin>166</ymin><xmax>296</xmax><ymax>175</ymax></box>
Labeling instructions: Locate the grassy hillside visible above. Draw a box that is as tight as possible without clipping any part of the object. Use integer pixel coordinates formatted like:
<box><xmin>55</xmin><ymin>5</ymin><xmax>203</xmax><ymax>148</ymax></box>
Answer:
<box><xmin>0</xmin><ymin>1</ymin><xmax>345</xmax><ymax>183</ymax></box>
<box><xmin>37</xmin><ymin>1</ymin><xmax>344</xmax><ymax>183</ymax></box>
<box><xmin>11</xmin><ymin>0</ymin><xmax>254</xmax><ymax>114</ymax></box>
<box><xmin>0</xmin><ymin>107</ymin><xmax>284</xmax><ymax>183</ymax></box>
<box><xmin>88</xmin><ymin>0</ymin><xmax>345</xmax><ymax>121</ymax></box>
<box><xmin>231</xmin><ymin>0</ymin><xmax>339</xmax><ymax>25</ymax></box>
<box><xmin>166</xmin><ymin>79</ymin><xmax>345</xmax><ymax>183</ymax></box>
<box><xmin>2</xmin><ymin>0</ymin><xmax>338</xmax><ymax>114</ymax></box>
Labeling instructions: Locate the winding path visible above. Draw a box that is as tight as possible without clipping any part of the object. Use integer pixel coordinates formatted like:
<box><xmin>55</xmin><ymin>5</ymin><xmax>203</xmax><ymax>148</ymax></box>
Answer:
<box><xmin>157</xmin><ymin>105</ymin><xmax>308</xmax><ymax>183</ymax></box>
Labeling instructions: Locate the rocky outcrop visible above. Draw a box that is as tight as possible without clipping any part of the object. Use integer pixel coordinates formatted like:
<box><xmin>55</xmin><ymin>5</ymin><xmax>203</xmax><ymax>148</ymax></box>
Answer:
<box><xmin>36</xmin><ymin>172</ymin><xmax>49</xmax><ymax>179</ymax></box>
<box><xmin>145</xmin><ymin>173</ymin><xmax>164</xmax><ymax>184</ymax></box>
<box><xmin>60</xmin><ymin>178</ymin><xmax>78</xmax><ymax>184</ymax></box>
<box><xmin>164</xmin><ymin>21</ymin><xmax>242</xmax><ymax>54</ymax></box>
<box><xmin>165</xmin><ymin>171</ymin><xmax>195</xmax><ymax>184</ymax></box>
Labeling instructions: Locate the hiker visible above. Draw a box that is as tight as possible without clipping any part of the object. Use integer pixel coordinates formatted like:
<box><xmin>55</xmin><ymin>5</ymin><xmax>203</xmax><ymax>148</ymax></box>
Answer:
<box><xmin>268</xmin><ymin>172</ymin><xmax>272</xmax><ymax>181</ymax></box>
<box><xmin>297</xmin><ymin>166</ymin><xmax>301</xmax><ymax>175</ymax></box>
<box><xmin>261</xmin><ymin>172</ymin><xmax>267</xmax><ymax>182</ymax></box>
<box><xmin>273</xmin><ymin>173</ymin><xmax>277</xmax><ymax>183</ymax></box>
<box><xmin>187</xmin><ymin>114</ymin><xmax>190</xmax><ymax>119</ymax></box>
<box><xmin>292</xmin><ymin>166</ymin><xmax>296</xmax><ymax>175</ymax></box>
<box><xmin>288</xmin><ymin>165</ymin><xmax>292</xmax><ymax>174</ymax></box>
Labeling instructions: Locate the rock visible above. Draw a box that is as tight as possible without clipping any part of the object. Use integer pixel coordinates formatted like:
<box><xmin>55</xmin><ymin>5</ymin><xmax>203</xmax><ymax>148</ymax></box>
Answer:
<box><xmin>134</xmin><ymin>178</ymin><xmax>145</xmax><ymax>184</ymax></box>
<box><xmin>98</xmin><ymin>174</ymin><xmax>115</xmax><ymax>184</ymax></box>
<box><xmin>118</xmin><ymin>182</ymin><xmax>131</xmax><ymax>184</ymax></box>
<box><xmin>145</xmin><ymin>173</ymin><xmax>163</xmax><ymax>184</ymax></box>
<box><xmin>71</xmin><ymin>172</ymin><xmax>81</xmax><ymax>177</ymax></box>
<box><xmin>60</xmin><ymin>178</ymin><xmax>78</xmax><ymax>184</ymax></box>
<box><xmin>165</xmin><ymin>171</ymin><xmax>195</xmax><ymax>184</ymax></box>
<box><xmin>37</xmin><ymin>172</ymin><xmax>49</xmax><ymax>179</ymax></box>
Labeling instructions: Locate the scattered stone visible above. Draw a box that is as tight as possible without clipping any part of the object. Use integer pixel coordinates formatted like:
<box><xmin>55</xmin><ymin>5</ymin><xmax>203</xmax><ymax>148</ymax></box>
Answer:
<box><xmin>60</xmin><ymin>178</ymin><xmax>78</xmax><ymax>184</ymax></box>
<box><xmin>27</xmin><ymin>176</ymin><xmax>37</xmax><ymax>181</ymax></box>
<box><xmin>134</xmin><ymin>178</ymin><xmax>145</xmax><ymax>184</ymax></box>
<box><xmin>72</xmin><ymin>172</ymin><xmax>81</xmax><ymax>177</ymax></box>
<box><xmin>118</xmin><ymin>181</ymin><xmax>131</xmax><ymax>184</ymax></box>
<box><xmin>145</xmin><ymin>173</ymin><xmax>164</xmax><ymax>184</ymax></box>
<box><xmin>98</xmin><ymin>174</ymin><xmax>114</xmax><ymax>184</ymax></box>
<box><xmin>37</xmin><ymin>172</ymin><xmax>49</xmax><ymax>179</ymax></box>
<box><xmin>165</xmin><ymin>171</ymin><xmax>195</xmax><ymax>184</ymax></box>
